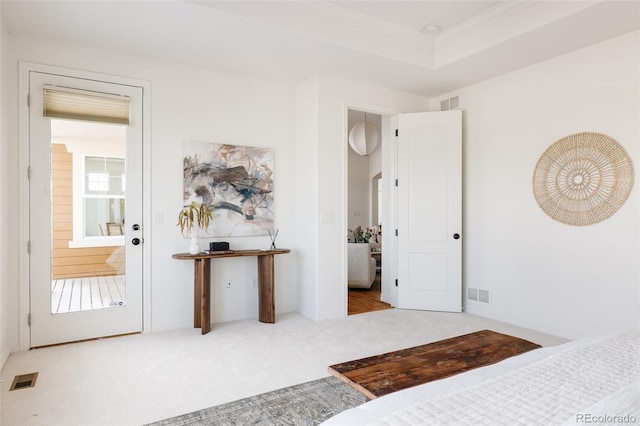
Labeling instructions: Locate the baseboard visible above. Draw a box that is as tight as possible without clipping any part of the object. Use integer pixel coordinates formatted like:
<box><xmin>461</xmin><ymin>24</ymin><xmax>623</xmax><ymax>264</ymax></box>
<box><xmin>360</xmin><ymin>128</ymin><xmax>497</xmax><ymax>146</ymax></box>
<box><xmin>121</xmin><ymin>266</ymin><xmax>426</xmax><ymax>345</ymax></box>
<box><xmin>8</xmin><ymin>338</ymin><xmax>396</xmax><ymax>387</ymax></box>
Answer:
<box><xmin>1</xmin><ymin>348</ymin><xmax>10</xmax><ymax>370</ymax></box>
<box><xmin>150</xmin><ymin>307</ymin><xmax>298</xmax><ymax>333</ymax></box>
<box><xmin>317</xmin><ymin>308</ymin><xmax>345</xmax><ymax>321</ymax></box>
<box><xmin>149</xmin><ymin>319</ymin><xmax>194</xmax><ymax>333</ymax></box>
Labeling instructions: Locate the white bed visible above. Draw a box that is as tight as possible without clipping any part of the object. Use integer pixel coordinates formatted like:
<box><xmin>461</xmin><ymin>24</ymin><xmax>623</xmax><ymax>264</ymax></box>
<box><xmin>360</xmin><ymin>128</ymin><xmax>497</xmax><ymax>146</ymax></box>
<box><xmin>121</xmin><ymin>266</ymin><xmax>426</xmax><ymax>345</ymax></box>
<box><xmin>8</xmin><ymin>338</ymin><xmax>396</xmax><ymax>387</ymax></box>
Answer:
<box><xmin>322</xmin><ymin>331</ymin><xmax>639</xmax><ymax>426</ymax></box>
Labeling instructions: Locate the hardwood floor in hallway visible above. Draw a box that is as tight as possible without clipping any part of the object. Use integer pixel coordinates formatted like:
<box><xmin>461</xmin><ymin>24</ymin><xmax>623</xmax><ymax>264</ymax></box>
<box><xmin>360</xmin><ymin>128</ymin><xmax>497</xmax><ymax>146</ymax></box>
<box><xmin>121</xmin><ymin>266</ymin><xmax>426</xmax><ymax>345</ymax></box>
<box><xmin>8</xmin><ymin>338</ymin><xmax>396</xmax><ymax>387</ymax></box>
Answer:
<box><xmin>348</xmin><ymin>274</ymin><xmax>392</xmax><ymax>315</ymax></box>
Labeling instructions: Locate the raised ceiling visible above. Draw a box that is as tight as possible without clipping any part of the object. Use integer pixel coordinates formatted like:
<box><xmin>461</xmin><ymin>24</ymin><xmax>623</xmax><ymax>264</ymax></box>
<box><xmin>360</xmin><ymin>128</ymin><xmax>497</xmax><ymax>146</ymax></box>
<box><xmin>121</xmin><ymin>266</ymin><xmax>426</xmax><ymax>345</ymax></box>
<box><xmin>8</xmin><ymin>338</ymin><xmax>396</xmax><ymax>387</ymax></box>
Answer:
<box><xmin>2</xmin><ymin>1</ymin><xmax>639</xmax><ymax>97</ymax></box>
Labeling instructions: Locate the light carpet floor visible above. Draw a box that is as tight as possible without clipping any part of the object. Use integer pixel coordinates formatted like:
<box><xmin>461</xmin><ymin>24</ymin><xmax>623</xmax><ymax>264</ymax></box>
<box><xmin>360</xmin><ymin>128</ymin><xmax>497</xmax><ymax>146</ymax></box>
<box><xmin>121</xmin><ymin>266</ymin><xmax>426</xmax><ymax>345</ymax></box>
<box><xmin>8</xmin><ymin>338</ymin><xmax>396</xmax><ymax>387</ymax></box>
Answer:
<box><xmin>0</xmin><ymin>309</ymin><xmax>567</xmax><ymax>425</ymax></box>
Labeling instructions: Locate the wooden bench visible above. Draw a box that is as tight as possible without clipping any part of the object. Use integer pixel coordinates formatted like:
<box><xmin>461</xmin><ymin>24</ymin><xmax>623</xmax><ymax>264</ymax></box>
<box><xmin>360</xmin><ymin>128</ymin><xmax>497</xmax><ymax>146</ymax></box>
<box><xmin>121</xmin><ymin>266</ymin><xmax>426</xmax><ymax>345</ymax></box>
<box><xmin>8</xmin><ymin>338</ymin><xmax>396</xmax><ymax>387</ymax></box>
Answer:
<box><xmin>328</xmin><ymin>329</ymin><xmax>541</xmax><ymax>400</ymax></box>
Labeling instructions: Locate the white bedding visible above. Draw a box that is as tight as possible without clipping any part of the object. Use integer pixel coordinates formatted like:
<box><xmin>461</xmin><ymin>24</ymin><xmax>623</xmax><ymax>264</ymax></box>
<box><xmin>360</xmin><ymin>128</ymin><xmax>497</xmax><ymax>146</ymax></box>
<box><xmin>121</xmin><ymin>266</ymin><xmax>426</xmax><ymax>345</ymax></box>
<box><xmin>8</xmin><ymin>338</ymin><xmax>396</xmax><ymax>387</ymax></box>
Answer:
<box><xmin>322</xmin><ymin>331</ymin><xmax>639</xmax><ymax>426</ymax></box>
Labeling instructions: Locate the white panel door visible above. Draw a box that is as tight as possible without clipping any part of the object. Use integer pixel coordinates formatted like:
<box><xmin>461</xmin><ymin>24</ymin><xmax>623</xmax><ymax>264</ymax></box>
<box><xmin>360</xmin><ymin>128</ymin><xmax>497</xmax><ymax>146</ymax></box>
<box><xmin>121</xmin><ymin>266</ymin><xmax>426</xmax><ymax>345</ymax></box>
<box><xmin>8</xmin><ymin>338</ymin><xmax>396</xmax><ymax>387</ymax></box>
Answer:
<box><xmin>29</xmin><ymin>71</ymin><xmax>144</xmax><ymax>347</ymax></box>
<box><xmin>396</xmin><ymin>111</ymin><xmax>462</xmax><ymax>312</ymax></box>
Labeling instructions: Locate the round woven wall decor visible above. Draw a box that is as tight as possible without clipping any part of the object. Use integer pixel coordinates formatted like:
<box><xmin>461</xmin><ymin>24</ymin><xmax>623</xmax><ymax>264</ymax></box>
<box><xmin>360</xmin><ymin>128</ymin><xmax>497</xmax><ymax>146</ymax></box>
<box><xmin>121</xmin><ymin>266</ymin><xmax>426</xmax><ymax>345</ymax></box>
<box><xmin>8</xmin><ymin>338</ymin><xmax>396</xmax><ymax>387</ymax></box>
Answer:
<box><xmin>532</xmin><ymin>132</ymin><xmax>634</xmax><ymax>226</ymax></box>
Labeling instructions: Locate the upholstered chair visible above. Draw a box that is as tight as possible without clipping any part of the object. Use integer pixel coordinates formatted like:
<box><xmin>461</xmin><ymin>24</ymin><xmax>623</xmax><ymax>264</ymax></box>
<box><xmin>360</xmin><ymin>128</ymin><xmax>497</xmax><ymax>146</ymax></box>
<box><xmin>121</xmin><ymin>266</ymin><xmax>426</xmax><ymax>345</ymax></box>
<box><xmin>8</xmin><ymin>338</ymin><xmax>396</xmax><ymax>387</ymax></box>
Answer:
<box><xmin>347</xmin><ymin>243</ymin><xmax>376</xmax><ymax>289</ymax></box>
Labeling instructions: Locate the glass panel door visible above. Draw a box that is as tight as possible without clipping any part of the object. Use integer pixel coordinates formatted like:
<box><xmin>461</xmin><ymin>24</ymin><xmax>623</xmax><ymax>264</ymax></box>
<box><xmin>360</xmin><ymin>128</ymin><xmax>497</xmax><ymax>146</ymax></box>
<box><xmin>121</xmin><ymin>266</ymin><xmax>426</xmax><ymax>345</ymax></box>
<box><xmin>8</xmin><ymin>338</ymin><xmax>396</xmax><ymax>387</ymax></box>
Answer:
<box><xmin>29</xmin><ymin>71</ymin><xmax>143</xmax><ymax>347</ymax></box>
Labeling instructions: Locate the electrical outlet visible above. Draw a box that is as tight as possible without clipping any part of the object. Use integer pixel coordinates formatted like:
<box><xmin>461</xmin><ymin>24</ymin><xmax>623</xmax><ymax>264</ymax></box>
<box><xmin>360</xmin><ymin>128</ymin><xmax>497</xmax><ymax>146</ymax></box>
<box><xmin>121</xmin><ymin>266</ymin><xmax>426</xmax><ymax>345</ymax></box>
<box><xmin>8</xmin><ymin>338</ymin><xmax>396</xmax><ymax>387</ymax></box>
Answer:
<box><xmin>225</xmin><ymin>282</ymin><xmax>232</xmax><ymax>290</ymax></box>
<box><xmin>250</xmin><ymin>277</ymin><xmax>258</xmax><ymax>289</ymax></box>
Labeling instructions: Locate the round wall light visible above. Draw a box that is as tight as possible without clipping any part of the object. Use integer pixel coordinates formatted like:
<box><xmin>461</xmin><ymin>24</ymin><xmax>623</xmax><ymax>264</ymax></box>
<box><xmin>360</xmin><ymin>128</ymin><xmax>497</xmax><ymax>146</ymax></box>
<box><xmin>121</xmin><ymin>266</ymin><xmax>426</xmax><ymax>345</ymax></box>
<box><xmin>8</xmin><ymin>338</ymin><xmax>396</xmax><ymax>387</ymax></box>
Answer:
<box><xmin>348</xmin><ymin>120</ymin><xmax>380</xmax><ymax>156</ymax></box>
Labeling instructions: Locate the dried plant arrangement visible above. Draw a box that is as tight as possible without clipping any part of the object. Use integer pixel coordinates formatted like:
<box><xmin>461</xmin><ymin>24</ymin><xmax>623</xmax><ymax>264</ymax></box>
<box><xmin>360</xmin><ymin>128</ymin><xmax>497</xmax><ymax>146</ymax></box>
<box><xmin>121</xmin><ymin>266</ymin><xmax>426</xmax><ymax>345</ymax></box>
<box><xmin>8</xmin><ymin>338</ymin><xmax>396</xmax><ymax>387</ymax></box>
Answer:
<box><xmin>177</xmin><ymin>201</ymin><xmax>212</xmax><ymax>237</ymax></box>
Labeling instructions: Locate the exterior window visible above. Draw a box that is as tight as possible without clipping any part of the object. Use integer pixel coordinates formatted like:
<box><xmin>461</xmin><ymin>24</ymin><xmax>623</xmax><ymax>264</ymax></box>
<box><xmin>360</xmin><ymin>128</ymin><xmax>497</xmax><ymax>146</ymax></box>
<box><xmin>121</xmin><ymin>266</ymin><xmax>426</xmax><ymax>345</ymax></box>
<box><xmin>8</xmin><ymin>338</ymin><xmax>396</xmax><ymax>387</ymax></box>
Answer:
<box><xmin>83</xmin><ymin>156</ymin><xmax>125</xmax><ymax>237</ymax></box>
<box><xmin>87</xmin><ymin>173</ymin><xmax>109</xmax><ymax>191</ymax></box>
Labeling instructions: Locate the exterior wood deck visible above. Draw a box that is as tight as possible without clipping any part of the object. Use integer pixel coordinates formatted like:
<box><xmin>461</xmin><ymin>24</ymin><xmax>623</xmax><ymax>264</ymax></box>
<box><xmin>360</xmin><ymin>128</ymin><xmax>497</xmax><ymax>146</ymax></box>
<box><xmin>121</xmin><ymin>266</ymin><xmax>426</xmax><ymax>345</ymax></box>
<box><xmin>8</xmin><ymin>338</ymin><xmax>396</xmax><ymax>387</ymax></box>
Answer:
<box><xmin>51</xmin><ymin>275</ymin><xmax>125</xmax><ymax>314</ymax></box>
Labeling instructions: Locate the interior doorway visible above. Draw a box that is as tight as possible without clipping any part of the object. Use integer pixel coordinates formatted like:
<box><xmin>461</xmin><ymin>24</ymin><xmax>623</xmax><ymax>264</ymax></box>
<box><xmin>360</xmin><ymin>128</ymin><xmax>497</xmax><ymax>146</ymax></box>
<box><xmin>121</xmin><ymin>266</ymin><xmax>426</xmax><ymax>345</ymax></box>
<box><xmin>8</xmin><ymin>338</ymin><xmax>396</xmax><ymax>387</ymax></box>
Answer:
<box><xmin>346</xmin><ymin>109</ymin><xmax>391</xmax><ymax>315</ymax></box>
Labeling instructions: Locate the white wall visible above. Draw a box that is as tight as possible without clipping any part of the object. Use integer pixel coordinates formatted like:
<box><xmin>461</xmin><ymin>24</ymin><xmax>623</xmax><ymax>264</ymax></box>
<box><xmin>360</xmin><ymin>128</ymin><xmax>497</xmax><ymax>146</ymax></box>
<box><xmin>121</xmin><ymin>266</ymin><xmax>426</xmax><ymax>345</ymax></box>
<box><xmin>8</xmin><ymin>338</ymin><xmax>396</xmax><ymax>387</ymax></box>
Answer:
<box><xmin>294</xmin><ymin>77</ymin><xmax>319</xmax><ymax>320</ymax></box>
<box><xmin>434</xmin><ymin>31</ymin><xmax>640</xmax><ymax>340</ymax></box>
<box><xmin>347</xmin><ymin>147</ymin><xmax>370</xmax><ymax>230</ymax></box>
<box><xmin>0</xmin><ymin>2</ymin><xmax>12</xmax><ymax>368</ymax></box>
<box><xmin>366</xmin><ymin>117</ymin><xmax>382</xmax><ymax>229</ymax></box>
<box><xmin>4</xmin><ymin>35</ymin><xmax>298</xmax><ymax>347</ymax></box>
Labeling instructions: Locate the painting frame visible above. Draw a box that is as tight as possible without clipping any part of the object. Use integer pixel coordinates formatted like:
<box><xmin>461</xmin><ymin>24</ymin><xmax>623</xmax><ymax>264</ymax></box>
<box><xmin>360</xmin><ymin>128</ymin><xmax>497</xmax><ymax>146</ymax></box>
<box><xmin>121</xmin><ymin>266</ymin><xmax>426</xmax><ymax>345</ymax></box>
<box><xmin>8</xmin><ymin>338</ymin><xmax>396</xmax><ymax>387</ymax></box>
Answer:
<box><xmin>183</xmin><ymin>141</ymin><xmax>274</xmax><ymax>237</ymax></box>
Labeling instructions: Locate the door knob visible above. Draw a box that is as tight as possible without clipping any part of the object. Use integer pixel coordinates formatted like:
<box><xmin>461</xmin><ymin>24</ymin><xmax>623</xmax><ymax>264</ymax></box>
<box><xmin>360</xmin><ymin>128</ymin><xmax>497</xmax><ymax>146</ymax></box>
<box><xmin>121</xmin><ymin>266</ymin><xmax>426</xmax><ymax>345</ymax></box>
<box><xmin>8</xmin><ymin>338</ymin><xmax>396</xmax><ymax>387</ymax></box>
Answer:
<box><xmin>132</xmin><ymin>238</ymin><xmax>141</xmax><ymax>246</ymax></box>
<box><xmin>453</xmin><ymin>233</ymin><xmax>460</xmax><ymax>240</ymax></box>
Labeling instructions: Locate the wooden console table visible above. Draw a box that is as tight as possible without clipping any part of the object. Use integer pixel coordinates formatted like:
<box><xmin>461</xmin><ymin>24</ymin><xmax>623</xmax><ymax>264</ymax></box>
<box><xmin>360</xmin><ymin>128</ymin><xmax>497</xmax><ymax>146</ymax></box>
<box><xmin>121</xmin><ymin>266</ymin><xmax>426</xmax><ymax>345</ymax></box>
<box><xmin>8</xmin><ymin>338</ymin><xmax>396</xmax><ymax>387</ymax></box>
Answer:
<box><xmin>172</xmin><ymin>249</ymin><xmax>290</xmax><ymax>334</ymax></box>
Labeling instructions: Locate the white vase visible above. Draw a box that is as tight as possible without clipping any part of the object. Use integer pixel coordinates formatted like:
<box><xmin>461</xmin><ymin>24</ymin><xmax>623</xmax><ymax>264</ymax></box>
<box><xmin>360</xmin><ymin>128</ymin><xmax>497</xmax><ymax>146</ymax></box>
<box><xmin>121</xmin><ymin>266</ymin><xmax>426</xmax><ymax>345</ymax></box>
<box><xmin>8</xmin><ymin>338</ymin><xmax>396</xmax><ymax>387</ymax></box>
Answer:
<box><xmin>189</xmin><ymin>227</ymin><xmax>200</xmax><ymax>255</ymax></box>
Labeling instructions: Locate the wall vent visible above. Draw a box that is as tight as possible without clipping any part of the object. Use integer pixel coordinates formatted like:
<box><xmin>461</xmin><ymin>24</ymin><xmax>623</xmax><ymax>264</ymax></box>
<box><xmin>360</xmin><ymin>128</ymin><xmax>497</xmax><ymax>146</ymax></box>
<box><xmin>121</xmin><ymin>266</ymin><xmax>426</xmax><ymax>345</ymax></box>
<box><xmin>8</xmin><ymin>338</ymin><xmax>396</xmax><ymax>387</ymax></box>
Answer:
<box><xmin>468</xmin><ymin>288</ymin><xmax>490</xmax><ymax>303</ymax></box>
<box><xmin>440</xmin><ymin>95</ymin><xmax>460</xmax><ymax>111</ymax></box>
<box><xmin>467</xmin><ymin>287</ymin><xmax>478</xmax><ymax>301</ymax></box>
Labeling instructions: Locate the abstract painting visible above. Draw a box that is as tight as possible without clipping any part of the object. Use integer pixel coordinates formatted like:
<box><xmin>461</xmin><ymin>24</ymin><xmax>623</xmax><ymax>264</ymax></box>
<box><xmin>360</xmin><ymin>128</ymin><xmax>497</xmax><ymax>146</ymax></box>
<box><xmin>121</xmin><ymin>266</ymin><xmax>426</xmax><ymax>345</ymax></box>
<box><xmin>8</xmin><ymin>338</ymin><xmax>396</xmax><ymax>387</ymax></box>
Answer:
<box><xmin>183</xmin><ymin>141</ymin><xmax>274</xmax><ymax>237</ymax></box>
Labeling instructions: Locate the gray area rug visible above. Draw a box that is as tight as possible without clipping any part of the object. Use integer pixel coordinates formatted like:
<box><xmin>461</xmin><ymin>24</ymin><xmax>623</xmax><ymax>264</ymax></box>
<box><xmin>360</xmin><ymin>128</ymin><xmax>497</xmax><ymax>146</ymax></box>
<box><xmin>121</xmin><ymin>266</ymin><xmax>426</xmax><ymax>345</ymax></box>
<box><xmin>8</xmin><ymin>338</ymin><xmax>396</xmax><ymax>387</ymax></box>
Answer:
<box><xmin>147</xmin><ymin>376</ymin><xmax>366</xmax><ymax>425</ymax></box>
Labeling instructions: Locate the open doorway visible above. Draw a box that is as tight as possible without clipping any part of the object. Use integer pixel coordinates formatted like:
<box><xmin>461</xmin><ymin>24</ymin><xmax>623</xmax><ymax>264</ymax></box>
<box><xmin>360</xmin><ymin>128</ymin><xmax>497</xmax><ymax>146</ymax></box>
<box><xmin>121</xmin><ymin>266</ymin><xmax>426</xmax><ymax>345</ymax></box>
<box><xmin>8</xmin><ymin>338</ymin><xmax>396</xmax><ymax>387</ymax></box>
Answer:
<box><xmin>346</xmin><ymin>109</ymin><xmax>391</xmax><ymax>315</ymax></box>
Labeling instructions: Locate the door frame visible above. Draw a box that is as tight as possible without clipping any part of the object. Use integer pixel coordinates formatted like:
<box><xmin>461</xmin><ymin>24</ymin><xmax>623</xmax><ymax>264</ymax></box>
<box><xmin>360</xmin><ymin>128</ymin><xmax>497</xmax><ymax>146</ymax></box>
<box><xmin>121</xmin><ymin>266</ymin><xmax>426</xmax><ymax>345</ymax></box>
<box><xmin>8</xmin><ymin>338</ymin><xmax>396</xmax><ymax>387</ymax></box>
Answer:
<box><xmin>343</xmin><ymin>101</ymin><xmax>402</xmax><ymax>313</ymax></box>
<box><xmin>18</xmin><ymin>62</ymin><xmax>152</xmax><ymax>351</ymax></box>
